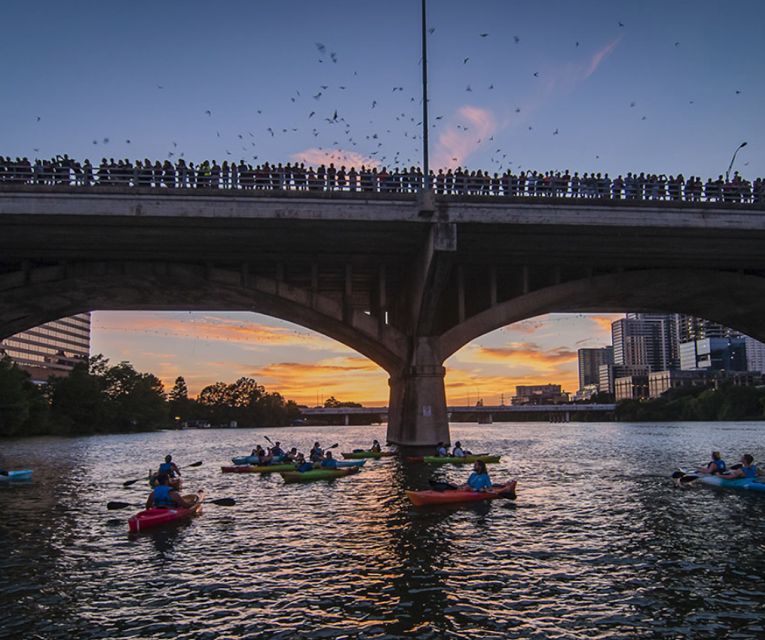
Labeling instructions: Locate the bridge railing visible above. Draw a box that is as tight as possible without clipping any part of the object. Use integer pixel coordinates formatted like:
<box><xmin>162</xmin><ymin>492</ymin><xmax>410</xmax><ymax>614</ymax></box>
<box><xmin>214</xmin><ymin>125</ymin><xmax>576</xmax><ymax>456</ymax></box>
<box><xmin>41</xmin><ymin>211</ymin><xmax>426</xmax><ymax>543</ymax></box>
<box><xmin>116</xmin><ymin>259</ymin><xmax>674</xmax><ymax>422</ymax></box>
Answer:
<box><xmin>1</xmin><ymin>160</ymin><xmax>763</xmax><ymax>205</ymax></box>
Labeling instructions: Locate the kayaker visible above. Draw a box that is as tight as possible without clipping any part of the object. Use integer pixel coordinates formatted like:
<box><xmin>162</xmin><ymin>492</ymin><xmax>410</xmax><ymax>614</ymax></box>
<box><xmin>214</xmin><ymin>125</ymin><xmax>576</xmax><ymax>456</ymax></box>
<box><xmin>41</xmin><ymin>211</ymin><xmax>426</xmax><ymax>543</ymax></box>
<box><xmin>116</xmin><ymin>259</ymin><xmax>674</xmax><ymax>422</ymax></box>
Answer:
<box><xmin>320</xmin><ymin>451</ymin><xmax>339</xmax><ymax>469</ymax></box>
<box><xmin>452</xmin><ymin>442</ymin><xmax>465</xmax><ymax>457</ymax></box>
<box><xmin>283</xmin><ymin>447</ymin><xmax>299</xmax><ymax>462</ymax></box>
<box><xmin>309</xmin><ymin>442</ymin><xmax>324</xmax><ymax>462</ymax></box>
<box><xmin>436</xmin><ymin>442</ymin><xmax>448</xmax><ymax>457</ymax></box>
<box><xmin>146</xmin><ymin>474</ymin><xmax>191</xmax><ymax>509</ymax></box>
<box><xmin>370</xmin><ymin>440</ymin><xmax>382</xmax><ymax>453</ymax></box>
<box><xmin>698</xmin><ymin>451</ymin><xmax>727</xmax><ymax>475</ymax></box>
<box><xmin>158</xmin><ymin>454</ymin><xmax>181</xmax><ymax>478</ymax></box>
<box><xmin>459</xmin><ymin>460</ymin><xmax>493</xmax><ymax>492</ymax></box>
<box><xmin>720</xmin><ymin>454</ymin><xmax>758</xmax><ymax>480</ymax></box>
<box><xmin>295</xmin><ymin>453</ymin><xmax>314</xmax><ymax>473</ymax></box>
<box><xmin>270</xmin><ymin>442</ymin><xmax>285</xmax><ymax>458</ymax></box>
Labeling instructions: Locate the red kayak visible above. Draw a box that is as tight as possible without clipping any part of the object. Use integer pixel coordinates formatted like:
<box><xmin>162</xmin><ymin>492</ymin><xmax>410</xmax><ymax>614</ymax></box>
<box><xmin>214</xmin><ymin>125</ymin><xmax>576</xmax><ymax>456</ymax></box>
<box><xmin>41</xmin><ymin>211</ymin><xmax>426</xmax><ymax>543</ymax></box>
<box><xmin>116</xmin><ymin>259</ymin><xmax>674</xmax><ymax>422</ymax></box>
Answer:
<box><xmin>406</xmin><ymin>481</ymin><xmax>517</xmax><ymax>506</ymax></box>
<box><xmin>128</xmin><ymin>491</ymin><xmax>204</xmax><ymax>533</ymax></box>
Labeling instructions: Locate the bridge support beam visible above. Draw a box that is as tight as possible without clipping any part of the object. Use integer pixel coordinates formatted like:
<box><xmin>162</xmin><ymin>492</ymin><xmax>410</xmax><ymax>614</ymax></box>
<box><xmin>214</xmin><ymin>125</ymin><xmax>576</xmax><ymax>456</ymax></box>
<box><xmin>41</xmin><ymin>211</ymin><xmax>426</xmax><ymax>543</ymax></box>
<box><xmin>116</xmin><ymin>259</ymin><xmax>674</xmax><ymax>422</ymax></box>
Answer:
<box><xmin>386</xmin><ymin>337</ymin><xmax>449</xmax><ymax>454</ymax></box>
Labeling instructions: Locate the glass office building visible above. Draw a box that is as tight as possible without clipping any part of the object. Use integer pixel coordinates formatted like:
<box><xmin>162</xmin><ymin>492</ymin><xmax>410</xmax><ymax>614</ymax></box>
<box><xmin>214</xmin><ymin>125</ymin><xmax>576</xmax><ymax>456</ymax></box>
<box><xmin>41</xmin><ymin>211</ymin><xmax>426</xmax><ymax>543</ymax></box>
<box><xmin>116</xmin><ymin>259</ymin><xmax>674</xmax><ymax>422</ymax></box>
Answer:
<box><xmin>0</xmin><ymin>313</ymin><xmax>91</xmax><ymax>383</ymax></box>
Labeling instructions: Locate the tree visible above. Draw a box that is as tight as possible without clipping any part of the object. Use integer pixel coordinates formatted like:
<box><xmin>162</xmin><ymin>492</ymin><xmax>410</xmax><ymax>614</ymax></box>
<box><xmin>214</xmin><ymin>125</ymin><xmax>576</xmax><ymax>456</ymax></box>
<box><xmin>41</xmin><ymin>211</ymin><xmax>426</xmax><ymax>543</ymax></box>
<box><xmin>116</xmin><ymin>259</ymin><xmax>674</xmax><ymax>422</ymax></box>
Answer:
<box><xmin>324</xmin><ymin>396</ymin><xmax>362</xmax><ymax>408</ymax></box>
<box><xmin>48</xmin><ymin>360</ymin><xmax>107</xmax><ymax>434</ymax></box>
<box><xmin>168</xmin><ymin>376</ymin><xmax>192</xmax><ymax>425</ymax></box>
<box><xmin>0</xmin><ymin>357</ymin><xmax>49</xmax><ymax>436</ymax></box>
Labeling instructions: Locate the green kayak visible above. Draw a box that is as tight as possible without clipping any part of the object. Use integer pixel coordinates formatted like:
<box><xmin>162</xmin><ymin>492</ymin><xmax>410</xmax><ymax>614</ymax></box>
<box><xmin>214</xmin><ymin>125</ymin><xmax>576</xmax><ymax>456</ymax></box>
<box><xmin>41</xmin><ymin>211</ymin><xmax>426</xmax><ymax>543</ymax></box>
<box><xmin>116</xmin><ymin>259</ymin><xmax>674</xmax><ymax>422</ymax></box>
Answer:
<box><xmin>421</xmin><ymin>454</ymin><xmax>501</xmax><ymax>465</ymax></box>
<box><xmin>341</xmin><ymin>450</ymin><xmax>395</xmax><ymax>459</ymax></box>
<box><xmin>280</xmin><ymin>467</ymin><xmax>360</xmax><ymax>483</ymax></box>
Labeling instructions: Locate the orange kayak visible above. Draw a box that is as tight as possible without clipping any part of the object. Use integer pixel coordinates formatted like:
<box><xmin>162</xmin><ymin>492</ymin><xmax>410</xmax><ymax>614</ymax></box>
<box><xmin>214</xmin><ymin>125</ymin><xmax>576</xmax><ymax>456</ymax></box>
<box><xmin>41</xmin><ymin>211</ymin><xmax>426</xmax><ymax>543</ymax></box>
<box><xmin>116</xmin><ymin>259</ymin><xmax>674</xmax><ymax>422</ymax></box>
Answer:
<box><xmin>406</xmin><ymin>481</ymin><xmax>517</xmax><ymax>506</ymax></box>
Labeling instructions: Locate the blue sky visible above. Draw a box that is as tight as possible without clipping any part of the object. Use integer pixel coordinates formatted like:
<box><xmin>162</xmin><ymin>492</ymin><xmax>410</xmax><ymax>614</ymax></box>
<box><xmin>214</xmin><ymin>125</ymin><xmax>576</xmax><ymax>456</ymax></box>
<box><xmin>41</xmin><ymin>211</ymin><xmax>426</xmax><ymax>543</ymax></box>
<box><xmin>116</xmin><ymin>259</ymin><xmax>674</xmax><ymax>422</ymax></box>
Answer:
<box><xmin>5</xmin><ymin>1</ymin><xmax>763</xmax><ymax>403</ymax></box>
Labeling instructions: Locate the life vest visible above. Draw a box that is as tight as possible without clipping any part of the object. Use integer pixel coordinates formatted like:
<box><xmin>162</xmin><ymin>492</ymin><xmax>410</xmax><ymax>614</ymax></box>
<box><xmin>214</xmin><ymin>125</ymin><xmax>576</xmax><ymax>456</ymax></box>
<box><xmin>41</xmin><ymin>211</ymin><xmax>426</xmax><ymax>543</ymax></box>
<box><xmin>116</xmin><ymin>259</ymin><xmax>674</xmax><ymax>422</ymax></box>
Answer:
<box><xmin>153</xmin><ymin>485</ymin><xmax>175</xmax><ymax>508</ymax></box>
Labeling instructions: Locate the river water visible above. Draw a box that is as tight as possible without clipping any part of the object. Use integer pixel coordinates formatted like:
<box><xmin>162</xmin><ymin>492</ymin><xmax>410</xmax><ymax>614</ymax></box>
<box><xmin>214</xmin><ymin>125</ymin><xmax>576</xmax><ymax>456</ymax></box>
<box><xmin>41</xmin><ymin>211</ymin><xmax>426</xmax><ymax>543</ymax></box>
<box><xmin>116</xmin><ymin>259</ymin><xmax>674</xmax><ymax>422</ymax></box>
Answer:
<box><xmin>1</xmin><ymin>422</ymin><xmax>764</xmax><ymax>639</ymax></box>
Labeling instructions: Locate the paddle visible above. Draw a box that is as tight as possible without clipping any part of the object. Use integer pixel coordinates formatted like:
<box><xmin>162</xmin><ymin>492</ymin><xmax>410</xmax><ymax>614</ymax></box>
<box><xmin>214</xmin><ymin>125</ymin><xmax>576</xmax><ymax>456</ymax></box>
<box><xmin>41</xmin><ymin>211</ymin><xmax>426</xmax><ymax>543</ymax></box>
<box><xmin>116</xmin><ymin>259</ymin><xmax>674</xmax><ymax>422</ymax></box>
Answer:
<box><xmin>107</xmin><ymin>497</ymin><xmax>235</xmax><ymax>510</ymax></box>
<box><xmin>429</xmin><ymin>480</ymin><xmax>458</xmax><ymax>491</ymax></box>
<box><xmin>672</xmin><ymin>463</ymin><xmax>742</xmax><ymax>484</ymax></box>
<box><xmin>264</xmin><ymin>435</ymin><xmax>274</xmax><ymax>446</ymax></box>
<box><xmin>122</xmin><ymin>460</ymin><xmax>203</xmax><ymax>487</ymax></box>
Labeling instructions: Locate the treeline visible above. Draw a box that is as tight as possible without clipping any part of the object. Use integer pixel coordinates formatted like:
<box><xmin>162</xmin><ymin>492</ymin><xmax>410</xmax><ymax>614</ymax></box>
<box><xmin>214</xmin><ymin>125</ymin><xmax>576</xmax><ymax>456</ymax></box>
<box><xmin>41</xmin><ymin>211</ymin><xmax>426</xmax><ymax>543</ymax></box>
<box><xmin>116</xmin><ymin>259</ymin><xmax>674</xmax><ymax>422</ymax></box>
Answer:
<box><xmin>616</xmin><ymin>384</ymin><xmax>765</xmax><ymax>421</ymax></box>
<box><xmin>0</xmin><ymin>355</ymin><xmax>300</xmax><ymax>437</ymax></box>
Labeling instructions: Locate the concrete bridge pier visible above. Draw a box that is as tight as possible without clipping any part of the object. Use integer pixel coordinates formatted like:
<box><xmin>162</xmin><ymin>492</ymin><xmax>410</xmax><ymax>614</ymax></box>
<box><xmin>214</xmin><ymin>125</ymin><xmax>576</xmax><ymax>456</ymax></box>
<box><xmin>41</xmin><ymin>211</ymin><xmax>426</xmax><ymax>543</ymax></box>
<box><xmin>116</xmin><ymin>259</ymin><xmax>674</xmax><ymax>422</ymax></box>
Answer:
<box><xmin>386</xmin><ymin>338</ymin><xmax>450</xmax><ymax>455</ymax></box>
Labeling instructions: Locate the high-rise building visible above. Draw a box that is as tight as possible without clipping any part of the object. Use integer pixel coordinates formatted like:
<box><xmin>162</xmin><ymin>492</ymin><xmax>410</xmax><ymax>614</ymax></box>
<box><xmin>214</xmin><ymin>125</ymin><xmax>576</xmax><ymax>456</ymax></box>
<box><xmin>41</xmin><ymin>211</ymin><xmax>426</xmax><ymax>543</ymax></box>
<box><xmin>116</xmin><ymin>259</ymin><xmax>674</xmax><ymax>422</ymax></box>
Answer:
<box><xmin>0</xmin><ymin>314</ymin><xmax>91</xmax><ymax>383</ymax></box>
<box><xmin>743</xmin><ymin>335</ymin><xmax>765</xmax><ymax>373</ymax></box>
<box><xmin>577</xmin><ymin>347</ymin><xmax>613</xmax><ymax>390</ymax></box>
<box><xmin>679</xmin><ymin>337</ymin><xmax>747</xmax><ymax>372</ymax></box>
<box><xmin>612</xmin><ymin>316</ymin><xmax>671</xmax><ymax>371</ymax></box>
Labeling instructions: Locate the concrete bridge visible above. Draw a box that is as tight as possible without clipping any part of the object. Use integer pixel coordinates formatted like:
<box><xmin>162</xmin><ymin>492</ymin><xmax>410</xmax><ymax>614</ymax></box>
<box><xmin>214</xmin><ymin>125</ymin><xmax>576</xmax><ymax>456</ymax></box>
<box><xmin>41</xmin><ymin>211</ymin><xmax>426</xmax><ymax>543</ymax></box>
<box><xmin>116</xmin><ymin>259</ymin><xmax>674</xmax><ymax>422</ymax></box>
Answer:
<box><xmin>301</xmin><ymin>404</ymin><xmax>617</xmax><ymax>425</ymax></box>
<box><xmin>2</xmin><ymin>183</ymin><xmax>765</xmax><ymax>452</ymax></box>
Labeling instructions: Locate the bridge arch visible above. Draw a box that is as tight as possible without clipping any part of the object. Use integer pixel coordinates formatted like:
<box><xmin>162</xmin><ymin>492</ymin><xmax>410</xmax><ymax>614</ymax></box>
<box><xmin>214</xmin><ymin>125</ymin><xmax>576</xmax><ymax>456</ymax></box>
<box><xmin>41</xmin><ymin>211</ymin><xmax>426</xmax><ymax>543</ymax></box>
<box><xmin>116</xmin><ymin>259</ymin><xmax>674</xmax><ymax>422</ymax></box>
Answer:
<box><xmin>0</xmin><ymin>261</ymin><xmax>408</xmax><ymax>374</ymax></box>
<box><xmin>438</xmin><ymin>269</ymin><xmax>765</xmax><ymax>361</ymax></box>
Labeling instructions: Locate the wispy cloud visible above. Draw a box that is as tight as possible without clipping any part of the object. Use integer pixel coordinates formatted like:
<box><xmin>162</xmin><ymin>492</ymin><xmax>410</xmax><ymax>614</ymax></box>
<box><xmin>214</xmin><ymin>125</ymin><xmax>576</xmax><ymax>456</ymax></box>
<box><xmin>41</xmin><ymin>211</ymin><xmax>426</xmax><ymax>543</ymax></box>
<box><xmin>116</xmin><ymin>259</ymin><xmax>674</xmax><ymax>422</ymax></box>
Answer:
<box><xmin>458</xmin><ymin>342</ymin><xmax>576</xmax><ymax>368</ymax></box>
<box><xmin>589</xmin><ymin>314</ymin><xmax>622</xmax><ymax>335</ymax></box>
<box><xmin>584</xmin><ymin>39</ymin><xmax>621</xmax><ymax>79</ymax></box>
<box><xmin>432</xmin><ymin>105</ymin><xmax>497</xmax><ymax>168</ymax></box>
<box><xmin>94</xmin><ymin>313</ymin><xmax>341</xmax><ymax>351</ymax></box>
<box><xmin>291</xmin><ymin>147</ymin><xmax>378</xmax><ymax>167</ymax></box>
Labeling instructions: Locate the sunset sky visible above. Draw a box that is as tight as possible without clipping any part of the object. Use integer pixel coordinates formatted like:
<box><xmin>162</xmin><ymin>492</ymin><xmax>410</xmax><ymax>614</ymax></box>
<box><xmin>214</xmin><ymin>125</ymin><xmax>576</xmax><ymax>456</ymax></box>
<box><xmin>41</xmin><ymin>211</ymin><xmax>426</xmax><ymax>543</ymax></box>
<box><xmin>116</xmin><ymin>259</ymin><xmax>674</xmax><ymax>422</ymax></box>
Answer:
<box><xmin>4</xmin><ymin>1</ymin><xmax>763</xmax><ymax>406</ymax></box>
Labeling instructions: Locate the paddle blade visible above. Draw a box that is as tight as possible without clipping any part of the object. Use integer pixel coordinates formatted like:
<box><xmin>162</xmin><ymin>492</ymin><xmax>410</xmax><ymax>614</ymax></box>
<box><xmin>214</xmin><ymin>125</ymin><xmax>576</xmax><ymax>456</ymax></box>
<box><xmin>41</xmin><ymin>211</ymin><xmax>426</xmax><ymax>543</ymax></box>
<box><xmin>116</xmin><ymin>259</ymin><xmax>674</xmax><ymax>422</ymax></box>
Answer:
<box><xmin>499</xmin><ymin>490</ymin><xmax>517</xmax><ymax>500</ymax></box>
<box><xmin>670</xmin><ymin>470</ymin><xmax>686</xmax><ymax>479</ymax></box>
<box><xmin>209</xmin><ymin>497</ymin><xmax>236</xmax><ymax>506</ymax></box>
<box><xmin>107</xmin><ymin>501</ymin><xmax>133</xmax><ymax>510</ymax></box>
<box><xmin>429</xmin><ymin>480</ymin><xmax>458</xmax><ymax>492</ymax></box>
<box><xmin>264</xmin><ymin>436</ymin><xmax>274</xmax><ymax>444</ymax></box>
<box><xmin>187</xmin><ymin>461</ymin><xmax>203</xmax><ymax>468</ymax></box>
<box><xmin>122</xmin><ymin>478</ymin><xmax>141</xmax><ymax>487</ymax></box>
<box><xmin>679</xmin><ymin>474</ymin><xmax>700</xmax><ymax>484</ymax></box>
<box><xmin>328</xmin><ymin>443</ymin><xmax>339</xmax><ymax>449</ymax></box>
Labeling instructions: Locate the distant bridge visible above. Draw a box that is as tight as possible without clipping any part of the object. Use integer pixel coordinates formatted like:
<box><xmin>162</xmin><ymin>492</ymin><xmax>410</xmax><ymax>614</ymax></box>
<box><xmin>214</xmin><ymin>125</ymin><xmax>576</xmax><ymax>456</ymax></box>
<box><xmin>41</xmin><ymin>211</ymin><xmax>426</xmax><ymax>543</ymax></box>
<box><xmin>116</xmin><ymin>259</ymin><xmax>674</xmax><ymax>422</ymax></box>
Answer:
<box><xmin>2</xmin><ymin>182</ymin><xmax>765</xmax><ymax>451</ymax></box>
<box><xmin>300</xmin><ymin>404</ymin><xmax>617</xmax><ymax>425</ymax></box>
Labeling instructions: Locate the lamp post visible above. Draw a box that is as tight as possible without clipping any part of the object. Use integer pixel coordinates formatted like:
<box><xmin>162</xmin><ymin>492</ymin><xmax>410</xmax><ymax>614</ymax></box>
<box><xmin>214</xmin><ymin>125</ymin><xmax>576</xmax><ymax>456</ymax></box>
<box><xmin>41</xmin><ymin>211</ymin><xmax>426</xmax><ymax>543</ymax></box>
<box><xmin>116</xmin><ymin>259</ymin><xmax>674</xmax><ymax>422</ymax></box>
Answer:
<box><xmin>421</xmin><ymin>0</ymin><xmax>430</xmax><ymax>192</ymax></box>
<box><xmin>725</xmin><ymin>141</ymin><xmax>747</xmax><ymax>182</ymax></box>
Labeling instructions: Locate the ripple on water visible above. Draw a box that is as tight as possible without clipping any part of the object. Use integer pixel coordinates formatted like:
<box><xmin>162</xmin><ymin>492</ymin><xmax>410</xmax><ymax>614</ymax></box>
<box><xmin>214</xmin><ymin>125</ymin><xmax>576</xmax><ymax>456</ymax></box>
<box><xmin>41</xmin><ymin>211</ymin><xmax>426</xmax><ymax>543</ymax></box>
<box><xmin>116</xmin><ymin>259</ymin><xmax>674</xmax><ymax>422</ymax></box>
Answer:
<box><xmin>1</xmin><ymin>423</ymin><xmax>765</xmax><ymax>638</ymax></box>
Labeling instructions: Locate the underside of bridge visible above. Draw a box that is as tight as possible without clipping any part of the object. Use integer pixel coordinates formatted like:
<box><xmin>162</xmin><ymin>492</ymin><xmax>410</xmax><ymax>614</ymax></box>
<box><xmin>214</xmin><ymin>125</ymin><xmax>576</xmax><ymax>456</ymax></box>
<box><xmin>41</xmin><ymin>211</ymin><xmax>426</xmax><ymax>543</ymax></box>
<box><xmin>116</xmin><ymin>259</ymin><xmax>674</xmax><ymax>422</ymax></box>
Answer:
<box><xmin>2</xmin><ymin>188</ymin><xmax>765</xmax><ymax>451</ymax></box>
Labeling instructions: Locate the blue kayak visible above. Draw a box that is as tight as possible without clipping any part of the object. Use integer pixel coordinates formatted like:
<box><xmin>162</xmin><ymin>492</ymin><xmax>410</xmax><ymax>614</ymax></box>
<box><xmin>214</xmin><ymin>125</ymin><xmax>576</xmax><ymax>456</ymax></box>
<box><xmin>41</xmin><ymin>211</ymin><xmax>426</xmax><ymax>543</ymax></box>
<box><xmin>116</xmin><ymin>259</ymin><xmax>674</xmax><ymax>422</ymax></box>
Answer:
<box><xmin>231</xmin><ymin>454</ymin><xmax>285</xmax><ymax>466</ymax></box>
<box><xmin>698</xmin><ymin>474</ymin><xmax>765</xmax><ymax>493</ymax></box>
<box><xmin>0</xmin><ymin>470</ymin><xmax>33</xmax><ymax>481</ymax></box>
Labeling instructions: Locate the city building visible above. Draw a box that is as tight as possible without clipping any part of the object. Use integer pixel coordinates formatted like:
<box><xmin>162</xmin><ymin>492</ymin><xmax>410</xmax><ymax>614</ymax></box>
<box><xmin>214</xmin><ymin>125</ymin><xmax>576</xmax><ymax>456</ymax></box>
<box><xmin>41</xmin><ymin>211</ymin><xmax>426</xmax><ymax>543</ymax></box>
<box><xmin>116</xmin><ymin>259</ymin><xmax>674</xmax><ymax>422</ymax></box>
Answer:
<box><xmin>614</xmin><ymin>374</ymin><xmax>649</xmax><ymax>401</ymax></box>
<box><xmin>577</xmin><ymin>346</ymin><xmax>613</xmax><ymax>391</ymax></box>
<box><xmin>678</xmin><ymin>337</ymin><xmax>747</xmax><ymax>372</ymax></box>
<box><xmin>599</xmin><ymin>364</ymin><xmax>650</xmax><ymax>395</ymax></box>
<box><xmin>0</xmin><ymin>314</ymin><xmax>91</xmax><ymax>383</ymax></box>
<box><xmin>743</xmin><ymin>335</ymin><xmax>765</xmax><ymax>373</ymax></box>
<box><xmin>648</xmin><ymin>369</ymin><xmax>712</xmax><ymax>398</ymax></box>
<box><xmin>512</xmin><ymin>384</ymin><xmax>568</xmax><ymax>405</ymax></box>
<box><xmin>612</xmin><ymin>316</ymin><xmax>671</xmax><ymax>371</ymax></box>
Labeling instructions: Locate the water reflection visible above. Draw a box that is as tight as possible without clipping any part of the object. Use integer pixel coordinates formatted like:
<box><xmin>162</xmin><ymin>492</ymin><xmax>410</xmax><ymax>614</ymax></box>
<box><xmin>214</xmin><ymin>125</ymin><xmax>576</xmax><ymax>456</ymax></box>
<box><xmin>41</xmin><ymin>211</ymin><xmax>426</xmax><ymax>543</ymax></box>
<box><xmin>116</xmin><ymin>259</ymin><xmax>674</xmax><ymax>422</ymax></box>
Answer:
<box><xmin>0</xmin><ymin>423</ymin><xmax>764</xmax><ymax>638</ymax></box>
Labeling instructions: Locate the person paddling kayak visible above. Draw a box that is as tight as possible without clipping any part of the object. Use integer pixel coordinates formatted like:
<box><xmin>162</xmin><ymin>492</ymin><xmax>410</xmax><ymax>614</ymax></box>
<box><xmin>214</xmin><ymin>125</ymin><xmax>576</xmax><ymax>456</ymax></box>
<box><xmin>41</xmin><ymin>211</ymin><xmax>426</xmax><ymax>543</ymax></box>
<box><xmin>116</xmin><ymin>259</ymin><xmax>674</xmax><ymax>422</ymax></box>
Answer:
<box><xmin>459</xmin><ymin>460</ymin><xmax>493</xmax><ymax>492</ymax></box>
<box><xmin>370</xmin><ymin>440</ymin><xmax>382</xmax><ymax>453</ymax></box>
<box><xmin>295</xmin><ymin>453</ymin><xmax>314</xmax><ymax>473</ymax></box>
<box><xmin>320</xmin><ymin>451</ymin><xmax>338</xmax><ymax>469</ymax></box>
<box><xmin>698</xmin><ymin>451</ymin><xmax>727</xmax><ymax>475</ymax></box>
<box><xmin>158</xmin><ymin>454</ymin><xmax>181</xmax><ymax>479</ymax></box>
<box><xmin>309</xmin><ymin>442</ymin><xmax>324</xmax><ymax>462</ymax></box>
<box><xmin>270</xmin><ymin>442</ymin><xmax>285</xmax><ymax>458</ymax></box>
<box><xmin>720</xmin><ymin>454</ymin><xmax>758</xmax><ymax>480</ymax></box>
<box><xmin>146</xmin><ymin>474</ymin><xmax>195</xmax><ymax>509</ymax></box>
<box><xmin>435</xmin><ymin>442</ymin><xmax>448</xmax><ymax>457</ymax></box>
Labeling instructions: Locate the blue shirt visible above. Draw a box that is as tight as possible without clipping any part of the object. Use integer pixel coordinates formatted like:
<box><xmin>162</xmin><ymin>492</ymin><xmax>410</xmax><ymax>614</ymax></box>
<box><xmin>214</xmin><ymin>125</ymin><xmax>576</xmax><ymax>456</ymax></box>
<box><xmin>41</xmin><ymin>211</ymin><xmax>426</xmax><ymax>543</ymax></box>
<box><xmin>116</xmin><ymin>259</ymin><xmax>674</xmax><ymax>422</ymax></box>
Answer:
<box><xmin>436</xmin><ymin>446</ymin><xmax>448</xmax><ymax>457</ymax></box>
<box><xmin>743</xmin><ymin>464</ymin><xmax>758</xmax><ymax>479</ymax></box>
<box><xmin>467</xmin><ymin>472</ymin><xmax>492</xmax><ymax>491</ymax></box>
<box><xmin>152</xmin><ymin>485</ymin><xmax>175</xmax><ymax>508</ymax></box>
<box><xmin>297</xmin><ymin>462</ymin><xmax>314</xmax><ymax>473</ymax></box>
<box><xmin>320</xmin><ymin>458</ymin><xmax>338</xmax><ymax>469</ymax></box>
<box><xmin>158</xmin><ymin>462</ymin><xmax>173</xmax><ymax>475</ymax></box>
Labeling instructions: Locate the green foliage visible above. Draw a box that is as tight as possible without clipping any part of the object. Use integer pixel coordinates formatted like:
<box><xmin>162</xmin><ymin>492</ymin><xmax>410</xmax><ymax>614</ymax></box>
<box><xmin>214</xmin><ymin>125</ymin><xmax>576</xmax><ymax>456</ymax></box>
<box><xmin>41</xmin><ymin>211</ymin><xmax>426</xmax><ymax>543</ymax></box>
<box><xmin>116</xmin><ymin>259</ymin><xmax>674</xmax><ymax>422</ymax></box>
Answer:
<box><xmin>0</xmin><ymin>357</ymin><xmax>49</xmax><ymax>436</ymax></box>
<box><xmin>616</xmin><ymin>383</ymin><xmax>765</xmax><ymax>422</ymax></box>
<box><xmin>196</xmin><ymin>377</ymin><xmax>295</xmax><ymax>427</ymax></box>
<box><xmin>324</xmin><ymin>396</ymin><xmax>362</xmax><ymax>408</ymax></box>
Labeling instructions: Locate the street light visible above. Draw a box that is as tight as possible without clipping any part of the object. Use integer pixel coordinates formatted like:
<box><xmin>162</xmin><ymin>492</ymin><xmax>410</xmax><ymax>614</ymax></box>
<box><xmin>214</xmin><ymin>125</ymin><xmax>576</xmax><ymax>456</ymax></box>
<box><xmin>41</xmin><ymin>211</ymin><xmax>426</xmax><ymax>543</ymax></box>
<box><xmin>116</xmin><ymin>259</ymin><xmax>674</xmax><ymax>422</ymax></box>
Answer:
<box><xmin>725</xmin><ymin>141</ymin><xmax>748</xmax><ymax>182</ymax></box>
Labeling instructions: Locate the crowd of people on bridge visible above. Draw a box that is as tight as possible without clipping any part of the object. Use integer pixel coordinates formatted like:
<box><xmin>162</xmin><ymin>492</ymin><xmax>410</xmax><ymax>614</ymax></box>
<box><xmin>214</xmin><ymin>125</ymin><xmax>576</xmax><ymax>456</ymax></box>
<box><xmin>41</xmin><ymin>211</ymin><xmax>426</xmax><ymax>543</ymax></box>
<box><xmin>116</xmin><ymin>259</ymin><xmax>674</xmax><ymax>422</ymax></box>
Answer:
<box><xmin>1</xmin><ymin>154</ymin><xmax>762</xmax><ymax>204</ymax></box>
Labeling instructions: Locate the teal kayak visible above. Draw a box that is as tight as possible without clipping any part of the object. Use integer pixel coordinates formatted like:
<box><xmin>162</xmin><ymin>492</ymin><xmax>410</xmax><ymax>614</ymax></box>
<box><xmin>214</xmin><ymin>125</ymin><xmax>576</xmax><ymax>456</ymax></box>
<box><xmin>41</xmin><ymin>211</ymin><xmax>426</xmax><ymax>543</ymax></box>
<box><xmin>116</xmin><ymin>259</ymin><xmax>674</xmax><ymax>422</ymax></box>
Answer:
<box><xmin>280</xmin><ymin>467</ymin><xmax>360</xmax><ymax>483</ymax></box>
<box><xmin>698</xmin><ymin>475</ymin><xmax>765</xmax><ymax>493</ymax></box>
<box><xmin>0</xmin><ymin>470</ymin><xmax>33</xmax><ymax>481</ymax></box>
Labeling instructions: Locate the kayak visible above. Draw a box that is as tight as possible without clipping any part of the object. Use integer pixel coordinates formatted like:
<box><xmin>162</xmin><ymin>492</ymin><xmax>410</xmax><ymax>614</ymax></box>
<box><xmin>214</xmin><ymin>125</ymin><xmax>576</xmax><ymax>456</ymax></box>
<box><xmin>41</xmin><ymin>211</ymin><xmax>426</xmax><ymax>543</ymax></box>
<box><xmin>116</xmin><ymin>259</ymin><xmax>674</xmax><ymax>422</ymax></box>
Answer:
<box><xmin>221</xmin><ymin>463</ymin><xmax>299</xmax><ymax>473</ymax></box>
<box><xmin>128</xmin><ymin>491</ymin><xmax>204</xmax><ymax>533</ymax></box>
<box><xmin>697</xmin><ymin>474</ymin><xmax>765</xmax><ymax>493</ymax></box>
<box><xmin>335</xmin><ymin>459</ymin><xmax>366</xmax><ymax>468</ymax></box>
<box><xmin>341</xmin><ymin>450</ymin><xmax>394</xmax><ymax>459</ymax></box>
<box><xmin>406</xmin><ymin>480</ymin><xmax>517</xmax><ymax>506</ymax></box>
<box><xmin>414</xmin><ymin>454</ymin><xmax>501</xmax><ymax>465</ymax></box>
<box><xmin>280</xmin><ymin>467</ymin><xmax>360</xmax><ymax>484</ymax></box>
<box><xmin>0</xmin><ymin>470</ymin><xmax>33</xmax><ymax>481</ymax></box>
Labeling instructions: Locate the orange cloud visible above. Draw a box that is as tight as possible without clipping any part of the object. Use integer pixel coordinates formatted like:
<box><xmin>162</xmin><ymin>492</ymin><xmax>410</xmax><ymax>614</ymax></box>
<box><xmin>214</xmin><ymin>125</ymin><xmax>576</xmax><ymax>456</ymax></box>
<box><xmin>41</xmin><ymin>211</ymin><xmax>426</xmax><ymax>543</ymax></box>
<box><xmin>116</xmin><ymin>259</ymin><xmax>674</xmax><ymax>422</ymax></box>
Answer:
<box><xmin>291</xmin><ymin>147</ymin><xmax>378</xmax><ymax>167</ymax></box>
<box><xmin>432</xmin><ymin>105</ymin><xmax>497</xmax><ymax>168</ymax></box>
<box><xmin>94</xmin><ymin>313</ymin><xmax>340</xmax><ymax>352</ymax></box>
<box><xmin>589</xmin><ymin>314</ymin><xmax>622</xmax><ymax>335</ymax></box>
<box><xmin>456</xmin><ymin>342</ymin><xmax>576</xmax><ymax>369</ymax></box>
